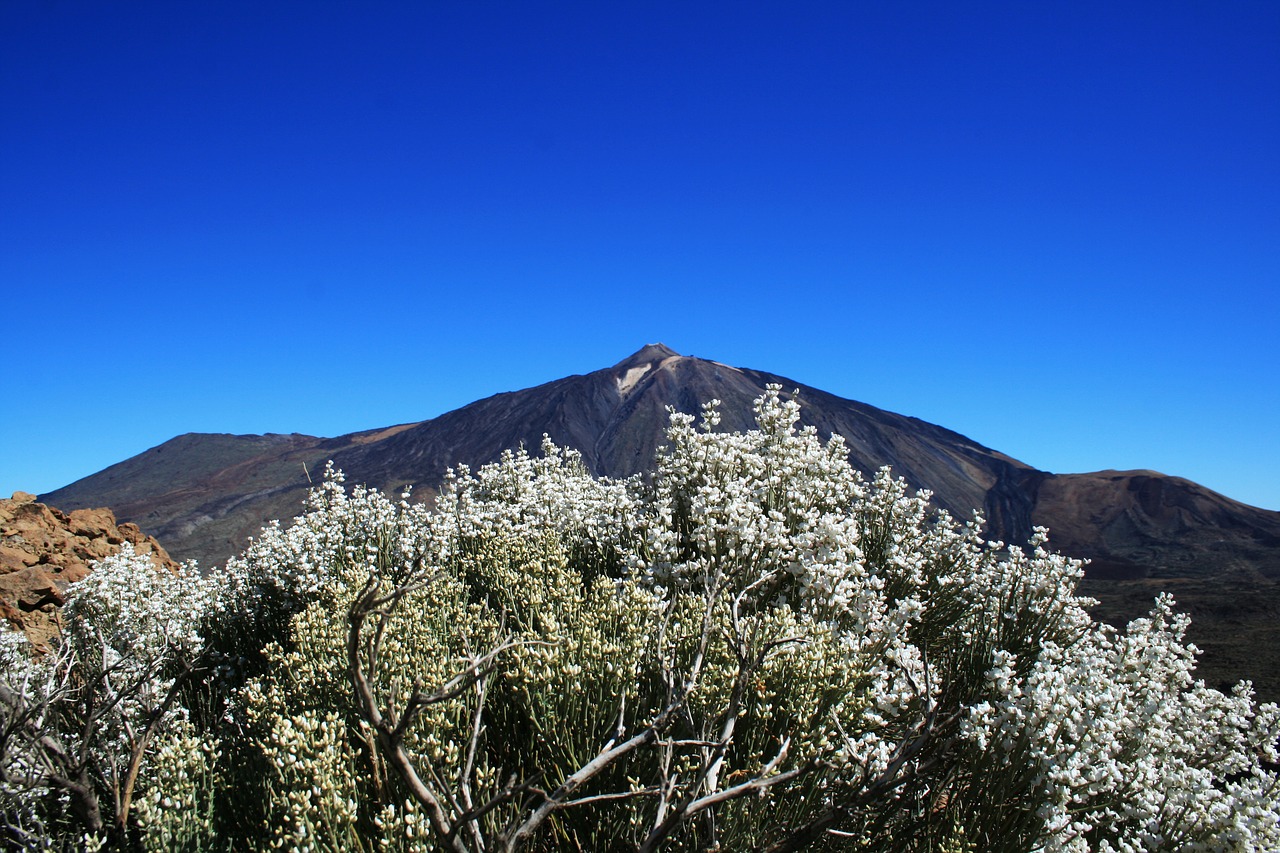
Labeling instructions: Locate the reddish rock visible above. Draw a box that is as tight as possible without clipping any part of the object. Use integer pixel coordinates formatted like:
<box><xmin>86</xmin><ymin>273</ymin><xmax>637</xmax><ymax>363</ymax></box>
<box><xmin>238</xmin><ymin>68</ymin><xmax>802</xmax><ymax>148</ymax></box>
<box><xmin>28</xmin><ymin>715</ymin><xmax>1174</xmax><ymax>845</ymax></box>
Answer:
<box><xmin>0</xmin><ymin>544</ymin><xmax>39</xmax><ymax>571</ymax></box>
<box><xmin>82</xmin><ymin>537</ymin><xmax>115</xmax><ymax>560</ymax></box>
<box><xmin>68</xmin><ymin>507</ymin><xmax>116</xmax><ymax>539</ymax></box>
<box><xmin>0</xmin><ymin>494</ymin><xmax>178</xmax><ymax>648</ymax></box>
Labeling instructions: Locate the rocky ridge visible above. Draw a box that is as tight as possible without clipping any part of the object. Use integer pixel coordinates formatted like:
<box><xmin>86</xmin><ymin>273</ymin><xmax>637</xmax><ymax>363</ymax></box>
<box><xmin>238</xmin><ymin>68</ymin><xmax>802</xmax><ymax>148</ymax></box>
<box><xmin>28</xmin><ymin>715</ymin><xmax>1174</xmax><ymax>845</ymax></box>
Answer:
<box><xmin>0</xmin><ymin>491</ymin><xmax>177</xmax><ymax>649</ymax></box>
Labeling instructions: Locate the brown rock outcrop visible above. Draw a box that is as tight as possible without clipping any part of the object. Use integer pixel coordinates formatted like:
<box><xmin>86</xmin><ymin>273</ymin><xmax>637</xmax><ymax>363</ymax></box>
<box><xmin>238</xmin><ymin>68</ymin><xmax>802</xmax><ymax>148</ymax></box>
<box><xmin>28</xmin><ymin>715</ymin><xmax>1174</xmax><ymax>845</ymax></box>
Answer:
<box><xmin>0</xmin><ymin>491</ymin><xmax>177</xmax><ymax>650</ymax></box>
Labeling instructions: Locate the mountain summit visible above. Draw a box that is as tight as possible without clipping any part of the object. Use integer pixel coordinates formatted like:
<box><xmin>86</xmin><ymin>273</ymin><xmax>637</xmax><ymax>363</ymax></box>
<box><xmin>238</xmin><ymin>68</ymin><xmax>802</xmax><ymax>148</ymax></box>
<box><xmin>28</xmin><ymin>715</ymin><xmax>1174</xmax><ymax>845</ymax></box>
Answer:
<box><xmin>613</xmin><ymin>342</ymin><xmax>680</xmax><ymax>371</ymax></box>
<box><xmin>42</xmin><ymin>346</ymin><xmax>1280</xmax><ymax>582</ymax></box>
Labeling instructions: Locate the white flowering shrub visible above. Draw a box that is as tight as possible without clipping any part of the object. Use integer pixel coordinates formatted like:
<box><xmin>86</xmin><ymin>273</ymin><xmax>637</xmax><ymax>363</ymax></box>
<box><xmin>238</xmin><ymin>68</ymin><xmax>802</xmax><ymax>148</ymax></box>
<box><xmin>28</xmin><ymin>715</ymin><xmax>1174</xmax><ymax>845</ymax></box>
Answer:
<box><xmin>4</xmin><ymin>386</ymin><xmax>1278</xmax><ymax>851</ymax></box>
<box><xmin>0</xmin><ymin>545</ymin><xmax>216</xmax><ymax>850</ymax></box>
<box><xmin>960</xmin><ymin>595</ymin><xmax>1280</xmax><ymax>851</ymax></box>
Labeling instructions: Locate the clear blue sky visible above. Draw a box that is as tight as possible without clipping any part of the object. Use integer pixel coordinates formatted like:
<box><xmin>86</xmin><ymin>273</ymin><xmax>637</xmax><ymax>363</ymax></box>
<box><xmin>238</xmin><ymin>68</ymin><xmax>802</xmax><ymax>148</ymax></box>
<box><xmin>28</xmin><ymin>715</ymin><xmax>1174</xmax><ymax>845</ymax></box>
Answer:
<box><xmin>2</xmin><ymin>1</ymin><xmax>1277</xmax><ymax>510</ymax></box>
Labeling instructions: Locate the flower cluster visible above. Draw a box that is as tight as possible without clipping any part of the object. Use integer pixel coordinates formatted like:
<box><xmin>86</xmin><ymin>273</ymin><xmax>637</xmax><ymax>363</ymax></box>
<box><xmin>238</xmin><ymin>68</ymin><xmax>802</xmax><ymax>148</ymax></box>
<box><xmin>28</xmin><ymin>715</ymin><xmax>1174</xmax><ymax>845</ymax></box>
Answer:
<box><xmin>1</xmin><ymin>545</ymin><xmax>217</xmax><ymax>847</ymax></box>
<box><xmin>962</xmin><ymin>594</ymin><xmax>1280</xmax><ymax>850</ymax></box>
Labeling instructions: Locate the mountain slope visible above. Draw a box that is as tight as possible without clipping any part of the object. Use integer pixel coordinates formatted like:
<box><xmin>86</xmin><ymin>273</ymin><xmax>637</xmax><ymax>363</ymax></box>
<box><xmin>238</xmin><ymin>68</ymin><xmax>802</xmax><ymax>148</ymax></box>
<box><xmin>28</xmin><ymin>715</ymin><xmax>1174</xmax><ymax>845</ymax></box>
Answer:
<box><xmin>327</xmin><ymin>343</ymin><xmax>1033</xmax><ymax>527</ymax></box>
<box><xmin>43</xmin><ymin>345</ymin><xmax>1280</xmax><ymax>582</ymax></box>
<box><xmin>1031</xmin><ymin>470</ymin><xmax>1280</xmax><ymax>579</ymax></box>
<box><xmin>40</xmin><ymin>344</ymin><xmax>1280</xmax><ymax>699</ymax></box>
<box><xmin>41</xmin><ymin>427</ymin><xmax>419</xmax><ymax>568</ymax></box>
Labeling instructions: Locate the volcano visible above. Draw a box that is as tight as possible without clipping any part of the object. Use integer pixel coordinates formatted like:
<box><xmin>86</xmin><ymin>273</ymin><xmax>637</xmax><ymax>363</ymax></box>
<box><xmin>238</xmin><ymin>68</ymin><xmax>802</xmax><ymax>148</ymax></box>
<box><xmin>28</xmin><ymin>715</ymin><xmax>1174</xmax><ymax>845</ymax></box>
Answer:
<box><xmin>42</xmin><ymin>344</ymin><xmax>1280</xmax><ymax>583</ymax></box>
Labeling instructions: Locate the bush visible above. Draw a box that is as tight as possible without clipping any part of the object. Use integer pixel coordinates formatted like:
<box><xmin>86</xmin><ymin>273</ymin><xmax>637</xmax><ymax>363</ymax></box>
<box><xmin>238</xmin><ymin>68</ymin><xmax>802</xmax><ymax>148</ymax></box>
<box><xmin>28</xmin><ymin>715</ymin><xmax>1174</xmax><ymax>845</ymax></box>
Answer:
<box><xmin>3</xmin><ymin>386</ymin><xmax>1277</xmax><ymax>850</ymax></box>
<box><xmin>0</xmin><ymin>546</ymin><xmax>215</xmax><ymax>849</ymax></box>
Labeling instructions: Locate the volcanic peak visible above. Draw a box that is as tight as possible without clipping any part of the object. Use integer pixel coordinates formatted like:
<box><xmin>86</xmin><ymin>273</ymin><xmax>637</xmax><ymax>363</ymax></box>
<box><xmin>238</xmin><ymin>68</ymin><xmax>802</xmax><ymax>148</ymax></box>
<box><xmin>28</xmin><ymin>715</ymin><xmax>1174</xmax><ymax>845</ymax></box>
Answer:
<box><xmin>613</xmin><ymin>343</ymin><xmax>680</xmax><ymax>370</ymax></box>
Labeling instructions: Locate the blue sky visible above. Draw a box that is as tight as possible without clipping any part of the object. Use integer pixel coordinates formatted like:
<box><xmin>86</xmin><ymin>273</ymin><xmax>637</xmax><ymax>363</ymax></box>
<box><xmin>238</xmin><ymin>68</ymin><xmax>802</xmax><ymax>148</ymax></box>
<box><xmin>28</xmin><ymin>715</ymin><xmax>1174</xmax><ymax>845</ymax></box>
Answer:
<box><xmin>2</xmin><ymin>1</ymin><xmax>1277</xmax><ymax>510</ymax></box>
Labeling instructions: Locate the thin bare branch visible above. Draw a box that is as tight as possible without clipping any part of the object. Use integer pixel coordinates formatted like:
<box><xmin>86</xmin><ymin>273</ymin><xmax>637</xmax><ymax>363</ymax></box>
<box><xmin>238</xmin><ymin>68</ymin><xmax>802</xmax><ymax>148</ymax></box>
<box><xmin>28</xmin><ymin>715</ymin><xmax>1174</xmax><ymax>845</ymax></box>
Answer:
<box><xmin>555</xmin><ymin>786</ymin><xmax>661</xmax><ymax>810</ymax></box>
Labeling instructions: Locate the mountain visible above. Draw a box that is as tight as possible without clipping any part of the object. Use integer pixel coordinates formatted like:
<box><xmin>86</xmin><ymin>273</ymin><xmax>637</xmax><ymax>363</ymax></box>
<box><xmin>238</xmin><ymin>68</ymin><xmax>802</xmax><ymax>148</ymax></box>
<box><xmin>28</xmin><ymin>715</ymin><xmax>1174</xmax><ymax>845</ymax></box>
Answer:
<box><xmin>43</xmin><ymin>344</ymin><xmax>1280</xmax><ymax>578</ymax></box>
<box><xmin>41</xmin><ymin>345</ymin><xmax>1280</xmax><ymax>698</ymax></box>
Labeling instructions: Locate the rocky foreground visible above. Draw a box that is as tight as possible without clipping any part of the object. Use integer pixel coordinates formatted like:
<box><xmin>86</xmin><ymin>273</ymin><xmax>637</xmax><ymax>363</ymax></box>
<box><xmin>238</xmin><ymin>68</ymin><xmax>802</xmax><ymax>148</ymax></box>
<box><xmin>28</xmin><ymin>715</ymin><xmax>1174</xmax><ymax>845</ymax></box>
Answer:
<box><xmin>0</xmin><ymin>491</ymin><xmax>176</xmax><ymax>649</ymax></box>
